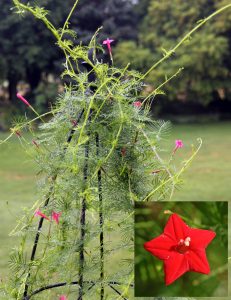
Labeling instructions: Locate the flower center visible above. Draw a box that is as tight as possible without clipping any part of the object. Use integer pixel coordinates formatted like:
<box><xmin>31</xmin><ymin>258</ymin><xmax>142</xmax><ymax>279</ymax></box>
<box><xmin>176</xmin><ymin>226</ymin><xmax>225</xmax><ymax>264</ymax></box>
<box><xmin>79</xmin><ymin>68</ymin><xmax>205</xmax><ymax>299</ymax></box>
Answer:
<box><xmin>175</xmin><ymin>237</ymin><xmax>191</xmax><ymax>254</ymax></box>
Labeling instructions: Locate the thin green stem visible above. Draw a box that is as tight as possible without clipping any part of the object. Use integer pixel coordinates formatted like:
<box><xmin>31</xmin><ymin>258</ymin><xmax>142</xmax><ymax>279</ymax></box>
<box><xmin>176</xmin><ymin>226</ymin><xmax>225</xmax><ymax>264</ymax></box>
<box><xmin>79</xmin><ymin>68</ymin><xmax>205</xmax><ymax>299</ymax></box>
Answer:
<box><xmin>60</xmin><ymin>0</ymin><xmax>79</xmax><ymax>39</ymax></box>
<box><xmin>115</xmin><ymin>274</ymin><xmax>134</xmax><ymax>300</ymax></box>
<box><xmin>142</xmin><ymin>138</ymin><xmax>202</xmax><ymax>201</ymax></box>
<box><xmin>140</xmin><ymin>128</ymin><xmax>175</xmax><ymax>201</ymax></box>
<box><xmin>140</xmin><ymin>4</ymin><xmax>231</xmax><ymax>81</ymax></box>
<box><xmin>75</xmin><ymin>77</ymin><xmax>115</xmax><ymax>154</ymax></box>
<box><xmin>13</xmin><ymin>0</ymin><xmax>59</xmax><ymax>40</ymax></box>
<box><xmin>0</xmin><ymin>109</ymin><xmax>58</xmax><ymax>146</ymax></box>
<box><xmin>142</xmin><ymin>67</ymin><xmax>184</xmax><ymax>106</ymax></box>
<box><xmin>92</xmin><ymin>64</ymin><xmax>130</xmax><ymax>124</ymax></box>
<box><xmin>91</xmin><ymin>99</ymin><xmax>124</xmax><ymax>179</ymax></box>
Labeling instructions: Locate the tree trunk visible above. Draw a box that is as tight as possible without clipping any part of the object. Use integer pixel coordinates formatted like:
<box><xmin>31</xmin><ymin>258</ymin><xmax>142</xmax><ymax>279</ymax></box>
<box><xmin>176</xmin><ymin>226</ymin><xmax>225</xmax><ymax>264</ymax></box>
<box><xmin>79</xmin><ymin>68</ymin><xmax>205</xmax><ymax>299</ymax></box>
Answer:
<box><xmin>26</xmin><ymin>65</ymin><xmax>41</xmax><ymax>92</ymax></box>
<box><xmin>8</xmin><ymin>70</ymin><xmax>18</xmax><ymax>106</ymax></box>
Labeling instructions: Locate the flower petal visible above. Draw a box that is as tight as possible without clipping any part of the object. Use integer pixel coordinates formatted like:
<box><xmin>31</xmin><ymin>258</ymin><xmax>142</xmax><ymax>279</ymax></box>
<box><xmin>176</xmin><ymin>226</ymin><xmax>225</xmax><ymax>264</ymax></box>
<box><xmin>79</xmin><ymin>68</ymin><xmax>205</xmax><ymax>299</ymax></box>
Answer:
<box><xmin>188</xmin><ymin>248</ymin><xmax>210</xmax><ymax>274</ymax></box>
<box><xmin>164</xmin><ymin>252</ymin><xmax>189</xmax><ymax>285</ymax></box>
<box><xmin>34</xmin><ymin>210</ymin><xmax>50</xmax><ymax>221</ymax></box>
<box><xmin>164</xmin><ymin>213</ymin><xmax>190</xmax><ymax>242</ymax></box>
<box><xmin>16</xmin><ymin>93</ymin><xmax>30</xmax><ymax>106</ymax></box>
<box><xmin>189</xmin><ymin>228</ymin><xmax>216</xmax><ymax>249</ymax></box>
<box><xmin>144</xmin><ymin>234</ymin><xmax>174</xmax><ymax>260</ymax></box>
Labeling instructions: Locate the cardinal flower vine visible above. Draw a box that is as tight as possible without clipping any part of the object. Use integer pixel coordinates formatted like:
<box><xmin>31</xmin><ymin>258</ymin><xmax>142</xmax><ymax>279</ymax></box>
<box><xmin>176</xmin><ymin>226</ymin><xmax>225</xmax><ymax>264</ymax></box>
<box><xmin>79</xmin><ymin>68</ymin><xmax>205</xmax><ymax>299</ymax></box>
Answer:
<box><xmin>144</xmin><ymin>213</ymin><xmax>216</xmax><ymax>285</ymax></box>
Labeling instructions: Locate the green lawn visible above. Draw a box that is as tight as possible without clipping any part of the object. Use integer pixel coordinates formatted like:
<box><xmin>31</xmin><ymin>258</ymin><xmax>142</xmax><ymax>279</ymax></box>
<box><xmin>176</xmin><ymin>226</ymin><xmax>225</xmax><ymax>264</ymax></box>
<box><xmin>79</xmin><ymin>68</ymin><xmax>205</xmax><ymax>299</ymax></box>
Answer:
<box><xmin>167</xmin><ymin>122</ymin><xmax>231</xmax><ymax>201</ymax></box>
<box><xmin>0</xmin><ymin>122</ymin><xmax>231</xmax><ymax>296</ymax></box>
<box><xmin>0</xmin><ymin>133</ymin><xmax>37</xmax><ymax>279</ymax></box>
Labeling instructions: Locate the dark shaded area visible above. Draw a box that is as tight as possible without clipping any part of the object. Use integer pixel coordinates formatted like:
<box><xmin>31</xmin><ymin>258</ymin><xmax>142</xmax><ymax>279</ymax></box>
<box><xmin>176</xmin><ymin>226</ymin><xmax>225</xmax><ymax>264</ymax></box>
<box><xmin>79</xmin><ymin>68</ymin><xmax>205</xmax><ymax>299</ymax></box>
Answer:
<box><xmin>0</xmin><ymin>0</ymin><xmax>138</xmax><ymax>123</ymax></box>
<box><xmin>1</xmin><ymin>0</ymin><xmax>231</xmax><ymax>130</ymax></box>
<box><xmin>154</xmin><ymin>95</ymin><xmax>231</xmax><ymax>122</ymax></box>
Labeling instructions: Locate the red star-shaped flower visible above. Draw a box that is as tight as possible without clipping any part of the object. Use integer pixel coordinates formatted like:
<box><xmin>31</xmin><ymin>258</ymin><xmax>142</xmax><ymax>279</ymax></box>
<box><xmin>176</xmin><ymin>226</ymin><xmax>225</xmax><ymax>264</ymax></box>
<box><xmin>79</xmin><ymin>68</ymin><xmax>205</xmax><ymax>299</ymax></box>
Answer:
<box><xmin>144</xmin><ymin>213</ymin><xmax>216</xmax><ymax>285</ymax></box>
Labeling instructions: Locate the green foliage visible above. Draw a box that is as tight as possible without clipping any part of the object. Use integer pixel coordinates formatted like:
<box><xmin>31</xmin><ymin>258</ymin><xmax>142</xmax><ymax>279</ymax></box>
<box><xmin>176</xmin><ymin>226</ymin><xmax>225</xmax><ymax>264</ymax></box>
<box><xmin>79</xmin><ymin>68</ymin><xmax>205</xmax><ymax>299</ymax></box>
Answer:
<box><xmin>0</xmin><ymin>0</ymin><xmax>138</xmax><ymax>110</ymax></box>
<box><xmin>1</xmin><ymin>1</ymin><xmax>230</xmax><ymax>299</ymax></box>
<box><xmin>71</xmin><ymin>0</ymin><xmax>139</xmax><ymax>42</ymax></box>
<box><xmin>34</xmin><ymin>81</ymin><xmax>59</xmax><ymax>113</ymax></box>
<box><xmin>0</xmin><ymin>0</ymin><xmax>71</xmax><ymax>104</ymax></box>
<box><xmin>116</xmin><ymin>0</ymin><xmax>231</xmax><ymax>105</ymax></box>
<box><xmin>114</xmin><ymin>41</ymin><xmax>153</xmax><ymax>71</ymax></box>
<box><xmin>1</xmin><ymin>122</ymin><xmax>231</xmax><ymax>299</ymax></box>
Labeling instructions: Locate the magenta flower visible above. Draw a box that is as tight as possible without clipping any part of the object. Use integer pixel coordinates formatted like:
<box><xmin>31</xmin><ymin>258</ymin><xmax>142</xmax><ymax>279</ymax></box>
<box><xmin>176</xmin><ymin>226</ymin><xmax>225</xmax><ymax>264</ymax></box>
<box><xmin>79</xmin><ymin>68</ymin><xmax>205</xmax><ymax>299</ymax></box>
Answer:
<box><xmin>121</xmin><ymin>148</ymin><xmax>126</xmax><ymax>157</ymax></box>
<box><xmin>15</xmin><ymin>131</ymin><xmax>22</xmax><ymax>137</ymax></box>
<box><xmin>52</xmin><ymin>211</ymin><xmax>62</xmax><ymax>224</ymax></box>
<box><xmin>16</xmin><ymin>93</ymin><xmax>30</xmax><ymax>107</ymax></box>
<box><xmin>34</xmin><ymin>210</ymin><xmax>50</xmax><ymax>221</ymax></box>
<box><xmin>32</xmin><ymin>140</ymin><xmax>39</xmax><ymax>148</ymax></box>
<box><xmin>173</xmin><ymin>139</ymin><xmax>183</xmax><ymax>154</ymax></box>
<box><xmin>71</xmin><ymin>119</ymin><xmax>78</xmax><ymax>127</ymax></box>
<box><xmin>59</xmin><ymin>296</ymin><xmax>67</xmax><ymax>300</ymax></box>
<box><xmin>175</xmin><ymin>139</ymin><xmax>183</xmax><ymax>148</ymax></box>
<box><xmin>103</xmin><ymin>38</ymin><xmax>114</xmax><ymax>59</ymax></box>
<box><xmin>133</xmin><ymin>101</ymin><xmax>142</xmax><ymax>108</ymax></box>
<box><xmin>144</xmin><ymin>213</ymin><xmax>216</xmax><ymax>285</ymax></box>
<box><xmin>151</xmin><ymin>169</ymin><xmax>162</xmax><ymax>175</ymax></box>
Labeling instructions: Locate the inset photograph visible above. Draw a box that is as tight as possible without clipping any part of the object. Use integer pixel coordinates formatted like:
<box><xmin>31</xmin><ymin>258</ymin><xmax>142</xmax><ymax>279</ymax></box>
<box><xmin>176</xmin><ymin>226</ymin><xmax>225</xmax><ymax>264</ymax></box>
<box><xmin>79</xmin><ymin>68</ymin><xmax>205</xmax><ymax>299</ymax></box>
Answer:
<box><xmin>135</xmin><ymin>201</ymin><xmax>228</xmax><ymax>297</ymax></box>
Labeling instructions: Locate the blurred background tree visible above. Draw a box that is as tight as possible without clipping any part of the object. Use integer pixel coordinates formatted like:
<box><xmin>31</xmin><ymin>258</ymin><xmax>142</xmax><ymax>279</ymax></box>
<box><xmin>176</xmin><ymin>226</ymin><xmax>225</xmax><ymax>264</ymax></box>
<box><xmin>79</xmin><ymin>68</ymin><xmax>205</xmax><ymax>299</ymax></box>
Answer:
<box><xmin>0</xmin><ymin>0</ymin><xmax>70</xmax><ymax>106</ymax></box>
<box><xmin>0</xmin><ymin>0</ymin><xmax>138</xmax><ymax>118</ymax></box>
<box><xmin>1</xmin><ymin>0</ymin><xmax>231</xmax><ymax>125</ymax></box>
<box><xmin>115</xmin><ymin>0</ymin><xmax>231</xmax><ymax>117</ymax></box>
<box><xmin>72</xmin><ymin>0</ymin><xmax>138</xmax><ymax>43</ymax></box>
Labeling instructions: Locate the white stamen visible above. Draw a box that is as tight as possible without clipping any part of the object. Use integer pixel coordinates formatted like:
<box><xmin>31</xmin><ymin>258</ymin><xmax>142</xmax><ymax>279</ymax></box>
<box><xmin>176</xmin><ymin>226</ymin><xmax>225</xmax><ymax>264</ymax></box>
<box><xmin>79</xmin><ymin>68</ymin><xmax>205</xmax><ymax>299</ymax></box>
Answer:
<box><xmin>184</xmin><ymin>237</ymin><xmax>191</xmax><ymax>246</ymax></box>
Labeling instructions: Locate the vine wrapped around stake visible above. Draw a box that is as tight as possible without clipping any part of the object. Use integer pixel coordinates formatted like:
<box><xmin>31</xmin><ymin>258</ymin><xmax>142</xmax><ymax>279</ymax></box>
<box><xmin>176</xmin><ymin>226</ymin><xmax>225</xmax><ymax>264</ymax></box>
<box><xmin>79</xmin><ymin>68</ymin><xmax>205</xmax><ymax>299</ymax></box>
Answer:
<box><xmin>1</xmin><ymin>1</ymin><xmax>230</xmax><ymax>299</ymax></box>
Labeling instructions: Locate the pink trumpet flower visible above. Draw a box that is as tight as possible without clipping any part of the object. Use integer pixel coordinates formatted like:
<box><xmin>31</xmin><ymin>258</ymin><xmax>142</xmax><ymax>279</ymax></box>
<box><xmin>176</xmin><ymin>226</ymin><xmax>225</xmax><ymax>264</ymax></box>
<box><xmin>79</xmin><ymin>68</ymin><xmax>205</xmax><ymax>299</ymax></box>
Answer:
<box><xmin>133</xmin><ymin>101</ymin><xmax>142</xmax><ymax>108</ymax></box>
<box><xmin>15</xmin><ymin>131</ymin><xmax>22</xmax><ymax>137</ymax></box>
<box><xmin>16</xmin><ymin>93</ymin><xmax>30</xmax><ymax>107</ymax></box>
<box><xmin>59</xmin><ymin>296</ymin><xmax>68</xmax><ymax>300</ymax></box>
<box><xmin>121</xmin><ymin>148</ymin><xmax>126</xmax><ymax>157</ymax></box>
<box><xmin>173</xmin><ymin>139</ymin><xmax>184</xmax><ymax>154</ymax></box>
<box><xmin>34</xmin><ymin>210</ymin><xmax>50</xmax><ymax>221</ymax></box>
<box><xmin>32</xmin><ymin>140</ymin><xmax>39</xmax><ymax>148</ymax></box>
<box><xmin>151</xmin><ymin>169</ymin><xmax>162</xmax><ymax>175</ymax></box>
<box><xmin>71</xmin><ymin>119</ymin><xmax>78</xmax><ymax>127</ymax></box>
<box><xmin>103</xmin><ymin>38</ymin><xmax>114</xmax><ymax>58</ymax></box>
<box><xmin>52</xmin><ymin>211</ymin><xmax>62</xmax><ymax>224</ymax></box>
